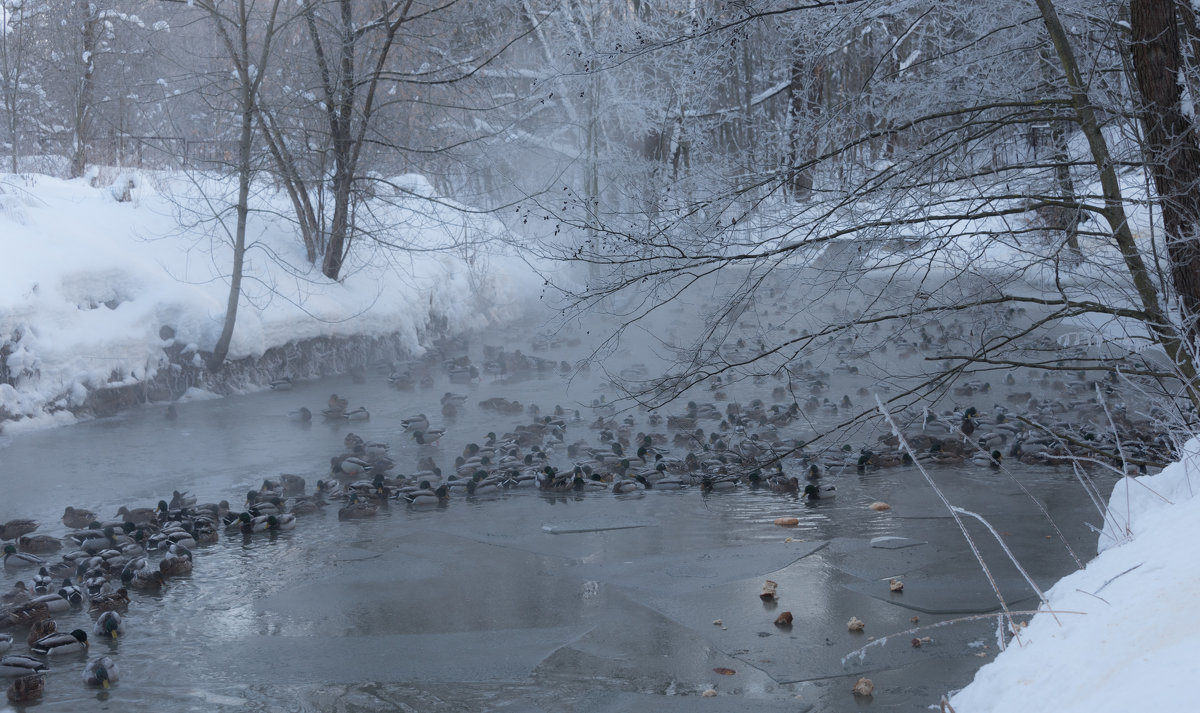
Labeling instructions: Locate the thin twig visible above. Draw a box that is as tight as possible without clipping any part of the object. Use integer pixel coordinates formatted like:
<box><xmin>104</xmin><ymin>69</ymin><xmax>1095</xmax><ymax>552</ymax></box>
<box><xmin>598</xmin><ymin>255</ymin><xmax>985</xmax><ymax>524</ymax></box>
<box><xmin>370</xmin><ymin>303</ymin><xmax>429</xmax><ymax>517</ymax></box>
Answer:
<box><xmin>876</xmin><ymin>396</ymin><xmax>1021</xmax><ymax>650</ymax></box>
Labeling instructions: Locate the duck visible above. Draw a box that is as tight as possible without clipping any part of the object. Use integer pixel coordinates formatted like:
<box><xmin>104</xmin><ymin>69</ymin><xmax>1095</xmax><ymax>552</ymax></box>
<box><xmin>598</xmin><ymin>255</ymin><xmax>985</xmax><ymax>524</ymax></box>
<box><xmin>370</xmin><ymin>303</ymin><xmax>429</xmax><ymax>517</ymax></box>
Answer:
<box><xmin>338</xmin><ymin>495</ymin><xmax>378</xmax><ymax>520</ymax></box>
<box><xmin>169</xmin><ymin>490</ymin><xmax>197</xmax><ymax>510</ymax></box>
<box><xmin>269</xmin><ymin>376</ymin><xmax>294</xmax><ymax>390</ymax></box>
<box><xmin>971</xmin><ymin>449</ymin><xmax>1004</xmax><ymax>467</ymax></box>
<box><xmin>31</xmin><ymin>628</ymin><xmax>88</xmax><ymax>656</ymax></box>
<box><xmin>0</xmin><ymin>634</ymin><xmax>9</xmax><ymax>655</ymax></box>
<box><xmin>3</xmin><ymin>544</ymin><xmax>45</xmax><ymax>569</ymax></box>
<box><xmin>803</xmin><ymin>484</ymin><xmax>837</xmax><ymax>501</ymax></box>
<box><xmin>413</xmin><ymin>428</ymin><xmax>445</xmax><ymax>445</ymax></box>
<box><xmin>25</xmin><ymin>619</ymin><xmax>55</xmax><ymax>648</ymax></box>
<box><xmin>89</xmin><ymin>587</ymin><xmax>130</xmax><ymax>613</ymax></box>
<box><xmin>405</xmin><ymin>483</ymin><xmax>449</xmax><ymax>506</ymax></box>
<box><xmin>6</xmin><ymin>672</ymin><xmax>44</xmax><ymax>702</ymax></box>
<box><xmin>115</xmin><ymin>505</ymin><xmax>156</xmax><ymax>525</ymax></box>
<box><xmin>58</xmin><ymin>578</ymin><xmax>85</xmax><ymax>608</ymax></box>
<box><xmin>768</xmin><ymin>475</ymin><xmax>801</xmax><ymax>494</ymax></box>
<box><xmin>0</xmin><ymin>655</ymin><xmax>47</xmax><ymax>678</ymax></box>
<box><xmin>93</xmin><ymin>611</ymin><xmax>125</xmax><ymax>640</ymax></box>
<box><xmin>129</xmin><ymin>569</ymin><xmax>165</xmax><ymax>591</ymax></box>
<box><xmin>159</xmin><ymin>547</ymin><xmax>193</xmax><ymax>577</ymax></box>
<box><xmin>328</xmin><ymin>393</ymin><xmax>349</xmax><ymax>412</ymax></box>
<box><xmin>1</xmin><ymin>581</ymin><xmax>28</xmax><ymax>605</ymax></box>
<box><xmin>0</xmin><ymin>520</ymin><xmax>38</xmax><ymax>541</ymax></box>
<box><xmin>331</xmin><ymin>455</ymin><xmax>372</xmax><ymax>478</ymax></box>
<box><xmin>466</xmin><ymin>472</ymin><xmax>502</xmax><ymax>496</ymax></box>
<box><xmin>62</xmin><ymin>506</ymin><xmax>98</xmax><ymax>530</ymax></box>
<box><xmin>344</xmin><ymin>406</ymin><xmax>370</xmax><ymax>421</ymax></box>
<box><xmin>288</xmin><ymin>406</ymin><xmax>313</xmax><ymax>422</ymax></box>
<box><xmin>266</xmin><ymin>514</ymin><xmax>296</xmax><ymax>531</ymax></box>
<box><xmin>401</xmin><ymin>414</ymin><xmax>430</xmax><ymax>432</ymax></box>
<box><xmin>83</xmin><ymin>655</ymin><xmax>119</xmax><ymax>688</ymax></box>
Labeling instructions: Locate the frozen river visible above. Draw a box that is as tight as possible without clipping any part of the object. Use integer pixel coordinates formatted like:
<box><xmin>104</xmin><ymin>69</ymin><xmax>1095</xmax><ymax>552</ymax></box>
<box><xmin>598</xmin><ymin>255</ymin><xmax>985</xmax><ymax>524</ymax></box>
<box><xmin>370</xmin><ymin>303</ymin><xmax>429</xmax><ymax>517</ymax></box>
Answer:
<box><xmin>0</xmin><ymin>291</ymin><xmax>1110</xmax><ymax>712</ymax></box>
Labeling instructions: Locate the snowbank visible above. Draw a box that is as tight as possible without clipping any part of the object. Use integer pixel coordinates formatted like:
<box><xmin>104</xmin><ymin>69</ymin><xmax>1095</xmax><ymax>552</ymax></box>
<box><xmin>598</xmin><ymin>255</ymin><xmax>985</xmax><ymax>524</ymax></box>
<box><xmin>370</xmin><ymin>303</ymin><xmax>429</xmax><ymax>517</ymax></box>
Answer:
<box><xmin>947</xmin><ymin>438</ymin><xmax>1200</xmax><ymax>712</ymax></box>
<box><xmin>0</xmin><ymin>170</ymin><xmax>542</xmax><ymax>429</ymax></box>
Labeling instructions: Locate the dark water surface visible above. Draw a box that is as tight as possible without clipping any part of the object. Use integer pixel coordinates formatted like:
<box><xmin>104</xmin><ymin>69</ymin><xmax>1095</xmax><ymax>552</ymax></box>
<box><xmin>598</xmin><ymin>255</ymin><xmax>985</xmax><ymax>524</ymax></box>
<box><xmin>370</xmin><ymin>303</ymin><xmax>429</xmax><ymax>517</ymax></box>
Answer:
<box><xmin>0</xmin><ymin>303</ymin><xmax>1114</xmax><ymax>712</ymax></box>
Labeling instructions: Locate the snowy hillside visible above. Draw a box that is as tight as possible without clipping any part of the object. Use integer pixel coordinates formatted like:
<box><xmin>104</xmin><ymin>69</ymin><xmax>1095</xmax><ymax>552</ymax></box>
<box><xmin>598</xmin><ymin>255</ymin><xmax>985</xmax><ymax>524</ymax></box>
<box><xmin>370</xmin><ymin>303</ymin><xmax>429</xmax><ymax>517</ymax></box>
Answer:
<box><xmin>0</xmin><ymin>169</ymin><xmax>542</xmax><ymax>430</ymax></box>
<box><xmin>947</xmin><ymin>440</ymin><xmax>1200</xmax><ymax>712</ymax></box>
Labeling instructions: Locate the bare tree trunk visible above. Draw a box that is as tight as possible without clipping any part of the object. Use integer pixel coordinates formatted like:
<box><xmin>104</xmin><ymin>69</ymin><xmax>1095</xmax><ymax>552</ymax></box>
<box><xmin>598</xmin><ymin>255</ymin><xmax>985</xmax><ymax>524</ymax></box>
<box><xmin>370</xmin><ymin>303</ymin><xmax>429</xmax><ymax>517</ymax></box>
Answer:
<box><xmin>71</xmin><ymin>7</ymin><xmax>99</xmax><ymax>178</ymax></box>
<box><xmin>1034</xmin><ymin>0</ymin><xmax>1200</xmax><ymax>408</ymax></box>
<box><xmin>1129</xmin><ymin>0</ymin><xmax>1200</xmax><ymax>343</ymax></box>
<box><xmin>1050</xmin><ymin>120</ymin><xmax>1082</xmax><ymax>256</ymax></box>
<box><xmin>317</xmin><ymin>0</ymin><xmax>357</xmax><ymax>280</ymax></box>
<box><xmin>786</xmin><ymin>47</ymin><xmax>822</xmax><ymax>201</ymax></box>
<box><xmin>208</xmin><ymin>0</ymin><xmax>257</xmax><ymax>371</ymax></box>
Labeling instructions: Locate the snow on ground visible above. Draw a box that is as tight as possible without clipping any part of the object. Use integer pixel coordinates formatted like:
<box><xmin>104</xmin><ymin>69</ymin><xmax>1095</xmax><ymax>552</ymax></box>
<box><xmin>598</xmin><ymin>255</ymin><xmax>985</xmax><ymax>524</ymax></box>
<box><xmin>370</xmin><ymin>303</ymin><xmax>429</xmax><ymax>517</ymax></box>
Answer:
<box><xmin>0</xmin><ymin>169</ymin><xmax>544</xmax><ymax>430</ymax></box>
<box><xmin>947</xmin><ymin>439</ymin><xmax>1200</xmax><ymax>712</ymax></box>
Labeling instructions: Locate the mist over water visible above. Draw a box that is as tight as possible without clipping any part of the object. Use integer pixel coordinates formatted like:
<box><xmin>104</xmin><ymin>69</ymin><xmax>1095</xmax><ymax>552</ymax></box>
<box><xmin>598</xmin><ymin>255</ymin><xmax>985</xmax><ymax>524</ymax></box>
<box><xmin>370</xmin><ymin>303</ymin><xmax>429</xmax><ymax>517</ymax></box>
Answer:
<box><xmin>0</xmin><ymin>287</ymin><xmax>1112</xmax><ymax>712</ymax></box>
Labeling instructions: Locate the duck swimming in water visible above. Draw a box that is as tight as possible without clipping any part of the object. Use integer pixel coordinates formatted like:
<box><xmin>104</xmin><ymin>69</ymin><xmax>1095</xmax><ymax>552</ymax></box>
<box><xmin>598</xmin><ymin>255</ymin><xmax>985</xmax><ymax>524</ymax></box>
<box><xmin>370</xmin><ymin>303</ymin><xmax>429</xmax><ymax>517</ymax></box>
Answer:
<box><xmin>6</xmin><ymin>672</ymin><xmax>44</xmax><ymax>702</ymax></box>
<box><xmin>31</xmin><ymin>628</ymin><xmax>88</xmax><ymax>656</ymax></box>
<box><xmin>94</xmin><ymin>611</ymin><xmax>125</xmax><ymax>639</ymax></box>
<box><xmin>3</xmin><ymin>545</ymin><xmax>44</xmax><ymax>569</ymax></box>
<box><xmin>83</xmin><ymin>655</ymin><xmax>119</xmax><ymax>688</ymax></box>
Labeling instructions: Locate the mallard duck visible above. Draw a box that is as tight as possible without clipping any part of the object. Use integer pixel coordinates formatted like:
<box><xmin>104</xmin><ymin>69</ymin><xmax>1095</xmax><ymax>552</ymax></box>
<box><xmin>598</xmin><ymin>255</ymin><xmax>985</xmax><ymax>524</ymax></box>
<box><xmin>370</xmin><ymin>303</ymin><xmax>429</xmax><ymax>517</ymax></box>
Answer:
<box><xmin>768</xmin><ymin>475</ymin><xmax>800</xmax><ymax>494</ymax></box>
<box><xmin>1</xmin><ymin>580</ymin><xmax>28</xmax><ymax>605</ymax></box>
<box><xmin>401</xmin><ymin>413</ymin><xmax>430</xmax><ymax>432</ymax></box>
<box><xmin>412</xmin><ymin>428</ymin><xmax>445</xmax><ymax>445</ymax></box>
<box><xmin>0</xmin><ymin>655</ymin><xmax>46</xmax><ymax>679</ymax></box>
<box><xmin>235</xmin><ymin>512</ymin><xmax>270</xmax><ymax>535</ymax></box>
<box><xmin>31</xmin><ymin>628</ymin><xmax>88</xmax><ymax>655</ymax></box>
<box><xmin>466</xmin><ymin>472</ymin><xmax>501</xmax><ymax>496</ymax></box>
<box><xmin>266</xmin><ymin>514</ymin><xmax>296</xmax><ymax>531</ymax></box>
<box><xmin>158</xmin><ymin>548</ymin><xmax>193</xmax><ymax>577</ymax></box>
<box><xmin>338</xmin><ymin>495</ymin><xmax>378</xmax><ymax>520</ymax></box>
<box><xmin>971</xmin><ymin>449</ymin><xmax>1003</xmax><ymax>467</ymax></box>
<box><xmin>269</xmin><ymin>376</ymin><xmax>294</xmax><ymax>390</ymax></box>
<box><xmin>344</xmin><ymin>406</ymin><xmax>370</xmax><ymax>421</ymax></box>
<box><xmin>0</xmin><ymin>634</ymin><xmax>10</xmax><ymax>655</ymax></box>
<box><xmin>58</xmin><ymin>578</ymin><xmax>84</xmax><ymax>608</ymax></box>
<box><xmin>129</xmin><ymin>569</ymin><xmax>165</xmax><ymax>591</ymax></box>
<box><xmin>89</xmin><ymin>587</ymin><xmax>129</xmax><ymax>613</ymax></box>
<box><xmin>15</xmin><ymin>534</ymin><xmax>60</xmax><ymax>555</ymax></box>
<box><xmin>611</xmin><ymin>478</ymin><xmax>642</xmax><ymax>494</ymax></box>
<box><xmin>3</xmin><ymin>544</ymin><xmax>45</xmax><ymax>569</ymax></box>
<box><xmin>119</xmin><ymin>557</ymin><xmax>148</xmax><ymax>584</ymax></box>
<box><xmin>26</xmin><ymin>618</ymin><xmax>55</xmax><ymax>647</ymax></box>
<box><xmin>6</xmin><ymin>673</ymin><xmax>44</xmax><ymax>702</ymax></box>
<box><xmin>405</xmin><ymin>483</ymin><xmax>449</xmax><ymax>506</ymax></box>
<box><xmin>328</xmin><ymin>393</ymin><xmax>349</xmax><ymax>411</ymax></box>
<box><xmin>115</xmin><ymin>506</ymin><xmax>156</xmax><ymax>525</ymax></box>
<box><xmin>331</xmin><ymin>455</ymin><xmax>372</xmax><ymax>478</ymax></box>
<box><xmin>3</xmin><ymin>600</ymin><xmax>49</xmax><ymax>627</ymax></box>
<box><xmin>62</xmin><ymin>506</ymin><xmax>98</xmax><ymax>530</ymax></box>
<box><xmin>93</xmin><ymin>611</ymin><xmax>125</xmax><ymax>639</ymax></box>
<box><xmin>0</xmin><ymin>519</ymin><xmax>38</xmax><ymax>541</ymax></box>
<box><xmin>83</xmin><ymin>655</ymin><xmax>119</xmax><ymax>688</ymax></box>
<box><xmin>28</xmin><ymin>593</ymin><xmax>70</xmax><ymax>614</ymax></box>
<box><xmin>700</xmin><ymin>477</ymin><xmax>738</xmax><ymax>493</ymax></box>
<box><xmin>803</xmin><ymin>484</ymin><xmax>836</xmax><ymax>501</ymax></box>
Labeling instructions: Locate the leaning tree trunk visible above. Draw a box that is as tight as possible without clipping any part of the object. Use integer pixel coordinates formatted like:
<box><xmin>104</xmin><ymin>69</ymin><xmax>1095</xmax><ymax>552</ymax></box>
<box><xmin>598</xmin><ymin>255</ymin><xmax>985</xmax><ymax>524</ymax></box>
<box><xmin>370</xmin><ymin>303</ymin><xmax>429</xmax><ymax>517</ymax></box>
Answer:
<box><xmin>1034</xmin><ymin>0</ymin><xmax>1200</xmax><ymax>410</ymax></box>
<box><xmin>1129</xmin><ymin>0</ymin><xmax>1200</xmax><ymax>346</ymax></box>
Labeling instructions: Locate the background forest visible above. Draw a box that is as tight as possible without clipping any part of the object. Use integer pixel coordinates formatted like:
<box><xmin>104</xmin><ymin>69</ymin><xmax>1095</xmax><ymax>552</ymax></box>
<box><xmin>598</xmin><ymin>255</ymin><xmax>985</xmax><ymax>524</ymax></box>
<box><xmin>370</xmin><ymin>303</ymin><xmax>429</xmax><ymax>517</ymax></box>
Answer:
<box><xmin>4</xmin><ymin>0</ymin><xmax>1200</xmax><ymax>445</ymax></box>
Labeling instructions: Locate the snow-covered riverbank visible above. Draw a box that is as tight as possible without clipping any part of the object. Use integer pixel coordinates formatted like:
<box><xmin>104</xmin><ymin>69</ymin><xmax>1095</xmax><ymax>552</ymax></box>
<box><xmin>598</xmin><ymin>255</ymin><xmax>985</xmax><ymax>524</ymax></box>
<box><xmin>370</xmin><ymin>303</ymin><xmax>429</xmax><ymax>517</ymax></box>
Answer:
<box><xmin>0</xmin><ymin>170</ymin><xmax>541</xmax><ymax>430</ymax></box>
<box><xmin>947</xmin><ymin>439</ymin><xmax>1200</xmax><ymax>712</ymax></box>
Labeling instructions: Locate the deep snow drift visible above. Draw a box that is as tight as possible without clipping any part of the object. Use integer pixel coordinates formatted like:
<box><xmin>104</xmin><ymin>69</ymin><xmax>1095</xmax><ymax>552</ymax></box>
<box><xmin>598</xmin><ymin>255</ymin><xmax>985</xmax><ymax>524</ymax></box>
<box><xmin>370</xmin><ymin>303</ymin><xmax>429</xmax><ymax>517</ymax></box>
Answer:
<box><xmin>0</xmin><ymin>170</ymin><xmax>540</xmax><ymax>430</ymax></box>
<box><xmin>946</xmin><ymin>439</ymin><xmax>1200</xmax><ymax>712</ymax></box>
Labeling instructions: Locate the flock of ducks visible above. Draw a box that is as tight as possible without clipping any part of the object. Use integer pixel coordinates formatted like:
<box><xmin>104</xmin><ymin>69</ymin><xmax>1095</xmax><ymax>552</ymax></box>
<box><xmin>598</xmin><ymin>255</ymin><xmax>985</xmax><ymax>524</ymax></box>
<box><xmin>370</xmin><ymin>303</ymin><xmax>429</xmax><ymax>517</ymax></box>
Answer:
<box><xmin>0</xmin><ymin>308</ymin><xmax>1175</xmax><ymax>704</ymax></box>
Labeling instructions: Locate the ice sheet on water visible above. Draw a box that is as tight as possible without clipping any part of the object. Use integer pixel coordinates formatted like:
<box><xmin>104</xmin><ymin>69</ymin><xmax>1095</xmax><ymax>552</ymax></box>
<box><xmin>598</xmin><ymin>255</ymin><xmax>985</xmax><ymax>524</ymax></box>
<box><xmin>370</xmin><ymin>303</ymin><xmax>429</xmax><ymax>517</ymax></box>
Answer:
<box><xmin>542</xmin><ymin>519</ymin><xmax>657</xmax><ymax>534</ymax></box>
